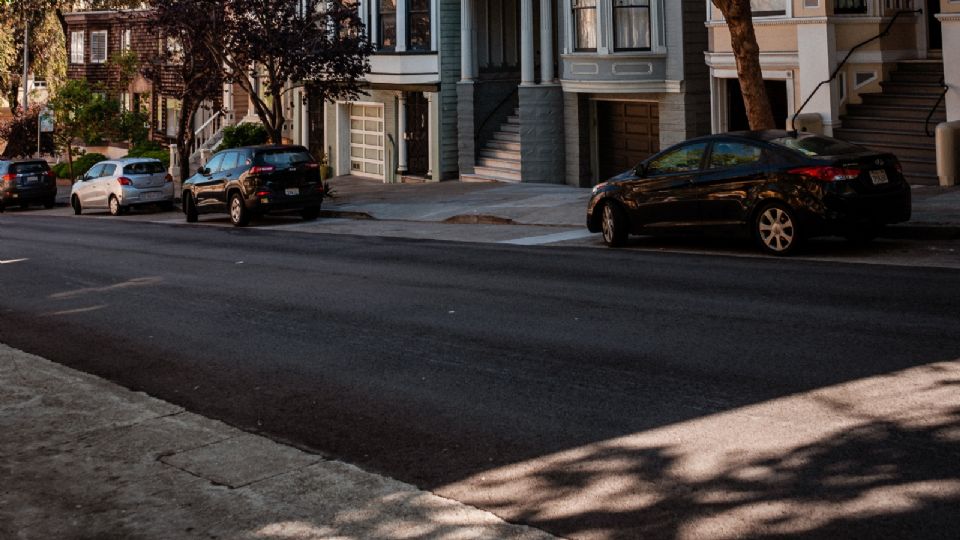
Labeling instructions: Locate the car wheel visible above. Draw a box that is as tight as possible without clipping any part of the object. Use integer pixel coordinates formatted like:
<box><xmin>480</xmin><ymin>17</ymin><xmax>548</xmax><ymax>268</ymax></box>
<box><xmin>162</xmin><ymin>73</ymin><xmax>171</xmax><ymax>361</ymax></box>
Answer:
<box><xmin>601</xmin><ymin>202</ymin><xmax>628</xmax><ymax>247</ymax></box>
<box><xmin>184</xmin><ymin>193</ymin><xmax>198</xmax><ymax>223</ymax></box>
<box><xmin>755</xmin><ymin>202</ymin><xmax>800</xmax><ymax>256</ymax></box>
<box><xmin>229</xmin><ymin>192</ymin><xmax>250</xmax><ymax>227</ymax></box>
<box><xmin>845</xmin><ymin>223</ymin><xmax>884</xmax><ymax>245</ymax></box>
<box><xmin>71</xmin><ymin>195</ymin><xmax>82</xmax><ymax>215</ymax></box>
<box><xmin>108</xmin><ymin>196</ymin><xmax>122</xmax><ymax>216</ymax></box>
<box><xmin>300</xmin><ymin>205</ymin><xmax>321</xmax><ymax>221</ymax></box>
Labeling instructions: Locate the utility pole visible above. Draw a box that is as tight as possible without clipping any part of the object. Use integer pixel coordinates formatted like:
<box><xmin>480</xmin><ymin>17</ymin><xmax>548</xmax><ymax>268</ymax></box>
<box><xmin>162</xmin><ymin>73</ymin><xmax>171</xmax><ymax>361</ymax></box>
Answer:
<box><xmin>22</xmin><ymin>7</ymin><xmax>30</xmax><ymax>110</ymax></box>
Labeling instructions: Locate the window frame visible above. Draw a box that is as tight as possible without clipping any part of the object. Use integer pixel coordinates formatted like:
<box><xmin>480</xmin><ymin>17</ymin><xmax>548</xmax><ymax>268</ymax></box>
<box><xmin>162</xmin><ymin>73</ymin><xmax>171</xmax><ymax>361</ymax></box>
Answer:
<box><xmin>750</xmin><ymin>0</ymin><xmax>788</xmax><ymax>18</ymax></box>
<box><xmin>90</xmin><ymin>30</ymin><xmax>108</xmax><ymax>64</ymax></box>
<box><xmin>613</xmin><ymin>0</ymin><xmax>652</xmax><ymax>52</ymax></box>
<box><xmin>70</xmin><ymin>31</ymin><xmax>85</xmax><ymax>64</ymax></box>
<box><xmin>572</xmin><ymin>0</ymin><xmax>598</xmax><ymax>52</ymax></box>
<box><xmin>407</xmin><ymin>0</ymin><xmax>431</xmax><ymax>51</ymax></box>
<box><xmin>378</xmin><ymin>0</ymin><xmax>398</xmax><ymax>51</ymax></box>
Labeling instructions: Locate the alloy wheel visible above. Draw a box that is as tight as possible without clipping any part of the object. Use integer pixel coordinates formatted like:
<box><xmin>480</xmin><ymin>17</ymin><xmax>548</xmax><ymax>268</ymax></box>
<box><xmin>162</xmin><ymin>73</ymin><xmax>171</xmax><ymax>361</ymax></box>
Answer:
<box><xmin>109</xmin><ymin>197</ymin><xmax>120</xmax><ymax>216</ymax></box>
<box><xmin>231</xmin><ymin>197</ymin><xmax>242</xmax><ymax>223</ymax></box>
<box><xmin>602</xmin><ymin>205</ymin><xmax>616</xmax><ymax>244</ymax></box>
<box><xmin>758</xmin><ymin>206</ymin><xmax>795</xmax><ymax>253</ymax></box>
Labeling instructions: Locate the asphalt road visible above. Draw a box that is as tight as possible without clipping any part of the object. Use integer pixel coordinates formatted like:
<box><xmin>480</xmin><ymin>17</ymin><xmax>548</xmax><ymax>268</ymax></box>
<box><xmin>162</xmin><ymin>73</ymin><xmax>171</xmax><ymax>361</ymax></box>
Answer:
<box><xmin>2</xmin><ymin>213</ymin><xmax>959</xmax><ymax>539</ymax></box>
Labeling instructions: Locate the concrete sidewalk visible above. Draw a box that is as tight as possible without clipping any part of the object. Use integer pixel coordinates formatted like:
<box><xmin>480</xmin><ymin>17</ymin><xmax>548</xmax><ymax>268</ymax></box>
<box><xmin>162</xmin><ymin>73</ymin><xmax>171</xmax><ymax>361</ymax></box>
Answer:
<box><xmin>322</xmin><ymin>176</ymin><xmax>960</xmax><ymax>239</ymax></box>
<box><xmin>0</xmin><ymin>344</ymin><xmax>556</xmax><ymax>540</ymax></box>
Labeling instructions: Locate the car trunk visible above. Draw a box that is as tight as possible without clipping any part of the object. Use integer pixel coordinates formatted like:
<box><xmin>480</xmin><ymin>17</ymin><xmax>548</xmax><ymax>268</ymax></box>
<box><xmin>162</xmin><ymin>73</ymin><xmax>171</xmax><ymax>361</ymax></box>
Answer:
<box><xmin>10</xmin><ymin>162</ymin><xmax>53</xmax><ymax>190</ymax></box>
<box><xmin>122</xmin><ymin>163</ymin><xmax>167</xmax><ymax>190</ymax></box>
<box><xmin>254</xmin><ymin>150</ymin><xmax>320</xmax><ymax>197</ymax></box>
<box><xmin>824</xmin><ymin>152</ymin><xmax>906</xmax><ymax>194</ymax></box>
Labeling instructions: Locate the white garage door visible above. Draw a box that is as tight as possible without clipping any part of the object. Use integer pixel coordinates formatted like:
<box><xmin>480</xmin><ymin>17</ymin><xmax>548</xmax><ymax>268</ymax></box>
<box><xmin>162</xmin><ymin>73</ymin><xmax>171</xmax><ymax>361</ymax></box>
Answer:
<box><xmin>349</xmin><ymin>104</ymin><xmax>384</xmax><ymax>178</ymax></box>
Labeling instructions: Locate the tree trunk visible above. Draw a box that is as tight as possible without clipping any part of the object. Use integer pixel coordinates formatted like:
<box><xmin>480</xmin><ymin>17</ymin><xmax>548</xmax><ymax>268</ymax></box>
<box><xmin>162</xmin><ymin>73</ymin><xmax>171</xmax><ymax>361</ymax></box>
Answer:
<box><xmin>712</xmin><ymin>0</ymin><xmax>776</xmax><ymax>131</ymax></box>
<box><xmin>177</xmin><ymin>99</ymin><xmax>200</xmax><ymax>181</ymax></box>
<box><xmin>66</xmin><ymin>143</ymin><xmax>74</xmax><ymax>179</ymax></box>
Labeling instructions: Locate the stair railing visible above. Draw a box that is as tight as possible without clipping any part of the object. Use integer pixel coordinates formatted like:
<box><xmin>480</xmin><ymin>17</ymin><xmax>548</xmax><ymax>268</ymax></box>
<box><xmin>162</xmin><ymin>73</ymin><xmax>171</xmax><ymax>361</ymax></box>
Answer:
<box><xmin>477</xmin><ymin>86</ymin><xmax>520</xmax><ymax>142</ymax></box>
<box><xmin>924</xmin><ymin>76</ymin><xmax>948</xmax><ymax>137</ymax></box>
<box><xmin>790</xmin><ymin>9</ymin><xmax>921</xmax><ymax>135</ymax></box>
<box><xmin>189</xmin><ymin>110</ymin><xmax>223</xmax><ymax>157</ymax></box>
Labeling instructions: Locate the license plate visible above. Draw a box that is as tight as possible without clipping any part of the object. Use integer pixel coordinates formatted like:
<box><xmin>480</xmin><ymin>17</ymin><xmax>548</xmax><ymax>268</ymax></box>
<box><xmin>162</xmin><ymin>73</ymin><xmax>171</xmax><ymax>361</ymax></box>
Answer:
<box><xmin>143</xmin><ymin>191</ymin><xmax>161</xmax><ymax>200</ymax></box>
<box><xmin>869</xmin><ymin>170</ymin><xmax>889</xmax><ymax>185</ymax></box>
<box><xmin>25</xmin><ymin>176</ymin><xmax>38</xmax><ymax>184</ymax></box>
<box><xmin>285</xmin><ymin>188</ymin><xmax>299</xmax><ymax>196</ymax></box>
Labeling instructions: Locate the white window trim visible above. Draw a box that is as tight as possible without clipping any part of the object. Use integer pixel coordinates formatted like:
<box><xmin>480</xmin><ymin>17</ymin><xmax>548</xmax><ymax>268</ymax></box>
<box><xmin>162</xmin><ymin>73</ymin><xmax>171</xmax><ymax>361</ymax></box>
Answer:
<box><xmin>90</xmin><ymin>30</ymin><xmax>108</xmax><ymax>64</ymax></box>
<box><xmin>706</xmin><ymin>0</ymin><xmax>792</xmax><ymax>22</ymax></box>
<box><xmin>122</xmin><ymin>29</ymin><xmax>132</xmax><ymax>52</ymax></box>
<box><xmin>565</xmin><ymin>0</ymin><xmax>665</xmax><ymax>56</ymax></box>
<box><xmin>71</xmin><ymin>31</ymin><xmax>85</xmax><ymax>64</ymax></box>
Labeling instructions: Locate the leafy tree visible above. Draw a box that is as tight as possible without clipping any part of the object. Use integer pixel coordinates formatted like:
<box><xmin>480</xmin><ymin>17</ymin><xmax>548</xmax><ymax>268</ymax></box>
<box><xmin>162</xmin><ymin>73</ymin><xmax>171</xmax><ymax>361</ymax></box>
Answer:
<box><xmin>712</xmin><ymin>0</ymin><xmax>775</xmax><ymax>130</ymax></box>
<box><xmin>217</xmin><ymin>123</ymin><xmax>268</xmax><ymax>151</ymax></box>
<box><xmin>0</xmin><ymin>102</ymin><xmax>54</xmax><ymax>157</ymax></box>
<box><xmin>48</xmin><ymin>78</ymin><xmax>115</xmax><ymax>177</ymax></box>
<box><xmin>189</xmin><ymin>0</ymin><xmax>372</xmax><ymax>144</ymax></box>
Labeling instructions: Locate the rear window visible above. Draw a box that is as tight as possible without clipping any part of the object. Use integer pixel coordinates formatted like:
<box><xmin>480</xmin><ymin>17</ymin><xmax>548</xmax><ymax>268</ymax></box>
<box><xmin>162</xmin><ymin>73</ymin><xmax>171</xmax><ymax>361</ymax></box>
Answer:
<box><xmin>10</xmin><ymin>162</ymin><xmax>50</xmax><ymax>174</ymax></box>
<box><xmin>124</xmin><ymin>161</ymin><xmax>165</xmax><ymax>175</ymax></box>
<box><xmin>771</xmin><ymin>136</ymin><xmax>864</xmax><ymax>157</ymax></box>
<box><xmin>257</xmin><ymin>149</ymin><xmax>314</xmax><ymax>167</ymax></box>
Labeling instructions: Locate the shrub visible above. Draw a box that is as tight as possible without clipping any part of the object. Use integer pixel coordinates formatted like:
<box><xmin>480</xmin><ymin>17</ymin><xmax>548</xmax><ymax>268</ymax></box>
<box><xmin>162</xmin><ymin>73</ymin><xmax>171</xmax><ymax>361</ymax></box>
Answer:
<box><xmin>53</xmin><ymin>152</ymin><xmax>108</xmax><ymax>179</ymax></box>
<box><xmin>217</xmin><ymin>123</ymin><xmax>268</xmax><ymax>151</ymax></box>
<box><xmin>127</xmin><ymin>141</ymin><xmax>170</xmax><ymax>168</ymax></box>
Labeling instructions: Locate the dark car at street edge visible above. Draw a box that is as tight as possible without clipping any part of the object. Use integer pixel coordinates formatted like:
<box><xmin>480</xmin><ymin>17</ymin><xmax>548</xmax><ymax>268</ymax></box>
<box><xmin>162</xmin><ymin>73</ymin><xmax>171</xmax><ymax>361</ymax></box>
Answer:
<box><xmin>586</xmin><ymin>130</ymin><xmax>912</xmax><ymax>255</ymax></box>
<box><xmin>0</xmin><ymin>159</ymin><xmax>58</xmax><ymax>211</ymax></box>
<box><xmin>182</xmin><ymin>145</ymin><xmax>324</xmax><ymax>227</ymax></box>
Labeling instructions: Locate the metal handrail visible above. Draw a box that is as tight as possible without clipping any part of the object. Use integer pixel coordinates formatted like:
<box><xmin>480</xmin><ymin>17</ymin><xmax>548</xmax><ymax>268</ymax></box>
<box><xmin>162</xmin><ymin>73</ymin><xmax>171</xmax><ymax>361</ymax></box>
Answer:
<box><xmin>790</xmin><ymin>9</ymin><xmax>921</xmax><ymax>135</ymax></box>
<box><xmin>924</xmin><ymin>76</ymin><xmax>948</xmax><ymax>137</ymax></box>
<box><xmin>477</xmin><ymin>86</ymin><xmax>519</xmax><ymax>141</ymax></box>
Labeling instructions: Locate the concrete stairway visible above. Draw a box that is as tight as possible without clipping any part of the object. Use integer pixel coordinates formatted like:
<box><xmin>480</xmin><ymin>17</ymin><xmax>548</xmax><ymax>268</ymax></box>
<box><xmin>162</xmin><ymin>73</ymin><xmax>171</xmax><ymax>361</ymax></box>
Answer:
<box><xmin>835</xmin><ymin>60</ymin><xmax>945</xmax><ymax>186</ymax></box>
<box><xmin>462</xmin><ymin>109</ymin><xmax>522</xmax><ymax>183</ymax></box>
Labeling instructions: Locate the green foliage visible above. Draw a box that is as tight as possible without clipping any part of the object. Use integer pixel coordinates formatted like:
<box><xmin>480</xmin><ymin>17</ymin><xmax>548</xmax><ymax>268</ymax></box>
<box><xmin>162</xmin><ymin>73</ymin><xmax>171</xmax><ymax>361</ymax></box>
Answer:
<box><xmin>217</xmin><ymin>123</ymin><xmax>268</xmax><ymax>151</ymax></box>
<box><xmin>0</xmin><ymin>103</ymin><xmax>55</xmax><ymax>157</ymax></box>
<box><xmin>126</xmin><ymin>141</ymin><xmax>170</xmax><ymax>168</ymax></box>
<box><xmin>52</xmin><ymin>152</ymin><xmax>106</xmax><ymax>179</ymax></box>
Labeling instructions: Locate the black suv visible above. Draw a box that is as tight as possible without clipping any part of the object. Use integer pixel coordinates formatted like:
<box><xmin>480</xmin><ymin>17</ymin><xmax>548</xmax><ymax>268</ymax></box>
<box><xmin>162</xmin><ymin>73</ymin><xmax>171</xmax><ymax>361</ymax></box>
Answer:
<box><xmin>0</xmin><ymin>159</ymin><xmax>57</xmax><ymax>211</ymax></box>
<box><xmin>182</xmin><ymin>145</ymin><xmax>325</xmax><ymax>226</ymax></box>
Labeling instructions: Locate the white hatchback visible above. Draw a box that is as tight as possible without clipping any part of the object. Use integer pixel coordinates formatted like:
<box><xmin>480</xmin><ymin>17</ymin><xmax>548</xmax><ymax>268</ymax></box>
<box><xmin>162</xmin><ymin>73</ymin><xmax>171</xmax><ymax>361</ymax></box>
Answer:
<box><xmin>71</xmin><ymin>158</ymin><xmax>175</xmax><ymax>216</ymax></box>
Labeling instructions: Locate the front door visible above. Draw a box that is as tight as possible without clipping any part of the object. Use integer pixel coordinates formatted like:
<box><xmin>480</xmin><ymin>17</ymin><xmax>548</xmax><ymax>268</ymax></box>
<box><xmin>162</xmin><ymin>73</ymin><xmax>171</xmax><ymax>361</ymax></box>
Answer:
<box><xmin>307</xmin><ymin>87</ymin><xmax>325</xmax><ymax>160</ymax></box>
<box><xmin>405</xmin><ymin>93</ymin><xmax>429</xmax><ymax>176</ymax></box>
<box><xmin>627</xmin><ymin>142</ymin><xmax>708</xmax><ymax>227</ymax></box>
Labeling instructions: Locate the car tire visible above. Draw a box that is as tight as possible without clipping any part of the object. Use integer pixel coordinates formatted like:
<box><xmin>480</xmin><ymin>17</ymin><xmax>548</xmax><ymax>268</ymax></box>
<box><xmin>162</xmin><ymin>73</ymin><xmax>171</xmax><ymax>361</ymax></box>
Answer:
<box><xmin>184</xmin><ymin>193</ymin><xmax>198</xmax><ymax>223</ymax></box>
<box><xmin>108</xmin><ymin>195</ymin><xmax>122</xmax><ymax>217</ymax></box>
<box><xmin>229</xmin><ymin>192</ymin><xmax>250</xmax><ymax>227</ymax></box>
<box><xmin>754</xmin><ymin>202</ymin><xmax>800</xmax><ymax>256</ymax></box>
<box><xmin>300</xmin><ymin>205</ymin><xmax>321</xmax><ymax>221</ymax></box>
<box><xmin>71</xmin><ymin>195</ymin><xmax>82</xmax><ymax>215</ymax></box>
<box><xmin>601</xmin><ymin>201</ymin><xmax>628</xmax><ymax>248</ymax></box>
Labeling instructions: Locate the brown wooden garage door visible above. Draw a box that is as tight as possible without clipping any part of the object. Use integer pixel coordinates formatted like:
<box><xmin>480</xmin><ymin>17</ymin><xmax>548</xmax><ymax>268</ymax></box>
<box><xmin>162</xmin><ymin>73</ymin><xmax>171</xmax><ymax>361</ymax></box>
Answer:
<box><xmin>597</xmin><ymin>101</ymin><xmax>660</xmax><ymax>181</ymax></box>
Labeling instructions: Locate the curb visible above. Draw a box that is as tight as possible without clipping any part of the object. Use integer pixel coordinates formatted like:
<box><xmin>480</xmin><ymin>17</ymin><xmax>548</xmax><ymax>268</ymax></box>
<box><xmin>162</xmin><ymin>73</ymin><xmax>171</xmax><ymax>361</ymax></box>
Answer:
<box><xmin>884</xmin><ymin>224</ymin><xmax>960</xmax><ymax>241</ymax></box>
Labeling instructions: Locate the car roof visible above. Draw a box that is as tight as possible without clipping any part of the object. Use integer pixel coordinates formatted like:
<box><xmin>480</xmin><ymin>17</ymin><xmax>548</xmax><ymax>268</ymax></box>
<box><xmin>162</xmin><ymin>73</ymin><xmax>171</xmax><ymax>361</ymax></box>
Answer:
<box><xmin>228</xmin><ymin>145</ymin><xmax>308</xmax><ymax>152</ymax></box>
<box><xmin>115</xmin><ymin>157</ymin><xmax>163</xmax><ymax>164</ymax></box>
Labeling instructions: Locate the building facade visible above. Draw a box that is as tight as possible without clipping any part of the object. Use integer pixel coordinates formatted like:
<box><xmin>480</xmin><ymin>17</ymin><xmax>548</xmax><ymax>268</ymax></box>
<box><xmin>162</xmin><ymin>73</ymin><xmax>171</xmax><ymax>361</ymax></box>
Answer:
<box><xmin>706</xmin><ymin>0</ymin><xmax>955</xmax><ymax>185</ymax></box>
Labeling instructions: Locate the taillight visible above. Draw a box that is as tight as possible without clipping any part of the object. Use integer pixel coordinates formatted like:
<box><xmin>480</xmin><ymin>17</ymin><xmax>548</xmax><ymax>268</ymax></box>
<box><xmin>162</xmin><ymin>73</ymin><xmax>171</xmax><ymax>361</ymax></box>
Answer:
<box><xmin>249</xmin><ymin>166</ymin><xmax>275</xmax><ymax>175</ymax></box>
<box><xmin>117</xmin><ymin>177</ymin><xmax>133</xmax><ymax>186</ymax></box>
<box><xmin>255</xmin><ymin>190</ymin><xmax>270</xmax><ymax>197</ymax></box>
<box><xmin>303</xmin><ymin>162</ymin><xmax>319</xmax><ymax>169</ymax></box>
<box><xmin>47</xmin><ymin>170</ymin><xmax>56</xmax><ymax>179</ymax></box>
<box><xmin>1</xmin><ymin>173</ymin><xmax>14</xmax><ymax>183</ymax></box>
<box><xmin>164</xmin><ymin>173</ymin><xmax>173</xmax><ymax>183</ymax></box>
<box><xmin>789</xmin><ymin>166</ymin><xmax>860</xmax><ymax>182</ymax></box>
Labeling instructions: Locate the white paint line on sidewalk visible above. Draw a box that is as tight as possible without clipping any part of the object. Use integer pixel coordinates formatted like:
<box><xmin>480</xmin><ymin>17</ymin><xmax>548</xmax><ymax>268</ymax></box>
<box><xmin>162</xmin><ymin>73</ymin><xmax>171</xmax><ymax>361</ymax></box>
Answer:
<box><xmin>500</xmin><ymin>229</ymin><xmax>597</xmax><ymax>246</ymax></box>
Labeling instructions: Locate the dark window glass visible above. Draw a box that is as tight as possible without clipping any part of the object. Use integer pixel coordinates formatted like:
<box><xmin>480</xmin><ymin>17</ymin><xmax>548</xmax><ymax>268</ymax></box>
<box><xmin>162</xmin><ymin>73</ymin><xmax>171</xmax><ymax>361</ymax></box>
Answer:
<box><xmin>614</xmin><ymin>0</ymin><xmax>651</xmax><ymax>51</ymax></box>
<box><xmin>708</xmin><ymin>142</ymin><xmax>764</xmax><ymax>169</ymax></box>
<box><xmin>771</xmin><ymin>136</ymin><xmax>864</xmax><ymax>157</ymax></box>
<box><xmin>221</xmin><ymin>152</ymin><xmax>240</xmax><ymax>171</ymax></box>
<box><xmin>258</xmin><ymin>149</ymin><xmax>315</xmax><ymax>167</ymax></box>
<box><xmin>573</xmin><ymin>0</ymin><xmax>597</xmax><ymax>51</ymax></box>
<box><xmin>408</xmin><ymin>0</ymin><xmax>431</xmax><ymax>51</ymax></box>
<box><xmin>101</xmin><ymin>164</ymin><xmax>117</xmax><ymax>177</ymax></box>
<box><xmin>10</xmin><ymin>162</ymin><xmax>50</xmax><ymax>174</ymax></box>
<box><xmin>379</xmin><ymin>0</ymin><xmax>397</xmax><ymax>50</ymax></box>
<box><xmin>124</xmin><ymin>161</ymin><xmax>165</xmax><ymax>175</ymax></box>
<box><xmin>834</xmin><ymin>0</ymin><xmax>867</xmax><ymax>14</ymax></box>
<box><xmin>646</xmin><ymin>143</ymin><xmax>707</xmax><ymax>176</ymax></box>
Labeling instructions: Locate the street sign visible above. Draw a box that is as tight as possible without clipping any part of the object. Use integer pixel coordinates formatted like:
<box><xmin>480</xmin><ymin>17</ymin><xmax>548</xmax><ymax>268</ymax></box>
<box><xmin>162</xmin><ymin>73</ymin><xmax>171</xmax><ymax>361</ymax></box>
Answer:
<box><xmin>39</xmin><ymin>106</ymin><xmax>55</xmax><ymax>133</ymax></box>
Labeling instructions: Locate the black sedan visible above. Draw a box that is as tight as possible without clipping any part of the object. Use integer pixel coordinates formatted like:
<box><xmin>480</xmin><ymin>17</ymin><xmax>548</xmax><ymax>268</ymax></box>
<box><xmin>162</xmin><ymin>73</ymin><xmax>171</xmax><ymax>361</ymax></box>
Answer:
<box><xmin>182</xmin><ymin>145</ymin><xmax>324</xmax><ymax>227</ymax></box>
<box><xmin>586</xmin><ymin>130</ymin><xmax>911</xmax><ymax>255</ymax></box>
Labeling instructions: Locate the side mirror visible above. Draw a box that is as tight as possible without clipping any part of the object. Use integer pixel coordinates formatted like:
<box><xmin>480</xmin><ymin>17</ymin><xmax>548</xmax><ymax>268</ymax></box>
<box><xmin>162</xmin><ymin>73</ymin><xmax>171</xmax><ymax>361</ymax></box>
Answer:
<box><xmin>634</xmin><ymin>163</ymin><xmax>647</xmax><ymax>177</ymax></box>
<box><xmin>75</xmin><ymin>175</ymin><xmax>85</xmax><ymax>183</ymax></box>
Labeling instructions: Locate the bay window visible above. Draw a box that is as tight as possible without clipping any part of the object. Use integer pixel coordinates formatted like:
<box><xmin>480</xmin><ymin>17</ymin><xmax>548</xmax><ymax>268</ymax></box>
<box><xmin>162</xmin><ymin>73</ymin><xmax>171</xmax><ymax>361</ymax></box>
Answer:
<box><xmin>408</xmin><ymin>0</ymin><xmax>430</xmax><ymax>51</ymax></box>
<box><xmin>573</xmin><ymin>0</ymin><xmax>597</xmax><ymax>51</ymax></box>
<box><xmin>614</xmin><ymin>0</ymin><xmax>651</xmax><ymax>51</ymax></box>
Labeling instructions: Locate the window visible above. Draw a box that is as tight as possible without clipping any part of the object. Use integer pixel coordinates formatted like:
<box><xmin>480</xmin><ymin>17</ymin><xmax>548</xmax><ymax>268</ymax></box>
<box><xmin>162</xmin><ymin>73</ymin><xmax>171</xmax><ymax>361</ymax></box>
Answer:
<box><xmin>221</xmin><ymin>152</ymin><xmax>240</xmax><ymax>171</ymax></box>
<box><xmin>70</xmin><ymin>31</ymin><xmax>85</xmax><ymax>64</ymax></box>
<box><xmin>122</xmin><ymin>29</ymin><xmax>132</xmax><ymax>51</ymax></box>
<box><xmin>646</xmin><ymin>143</ymin><xmax>707</xmax><ymax>176</ymax></box>
<box><xmin>85</xmin><ymin>164</ymin><xmax>105</xmax><ymax>179</ymax></box>
<box><xmin>751</xmin><ymin>0</ymin><xmax>786</xmax><ymax>17</ymax></box>
<box><xmin>708</xmin><ymin>142</ymin><xmax>764</xmax><ymax>170</ymax></box>
<box><xmin>835</xmin><ymin>0</ymin><xmax>868</xmax><ymax>14</ymax></box>
<box><xmin>614</xmin><ymin>0</ymin><xmax>651</xmax><ymax>51</ymax></box>
<box><xmin>124</xmin><ymin>162</ymin><xmax>165</xmax><ymax>175</ymax></box>
<box><xmin>90</xmin><ymin>31</ymin><xmax>108</xmax><ymax>64</ymax></box>
<box><xmin>100</xmin><ymin>164</ymin><xmax>117</xmax><ymax>177</ymax></box>
<box><xmin>379</xmin><ymin>0</ymin><xmax>397</xmax><ymax>50</ymax></box>
<box><xmin>408</xmin><ymin>0</ymin><xmax>431</xmax><ymax>51</ymax></box>
<box><xmin>573</xmin><ymin>0</ymin><xmax>597</xmax><ymax>51</ymax></box>
<box><xmin>204</xmin><ymin>153</ymin><xmax>226</xmax><ymax>173</ymax></box>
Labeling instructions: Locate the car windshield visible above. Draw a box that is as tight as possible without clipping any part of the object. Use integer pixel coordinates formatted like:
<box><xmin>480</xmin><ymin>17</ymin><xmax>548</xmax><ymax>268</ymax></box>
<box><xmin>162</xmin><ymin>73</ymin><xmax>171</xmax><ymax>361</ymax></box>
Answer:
<box><xmin>259</xmin><ymin>150</ymin><xmax>314</xmax><ymax>167</ymax></box>
<box><xmin>11</xmin><ymin>162</ymin><xmax>49</xmax><ymax>174</ymax></box>
<box><xmin>124</xmin><ymin>162</ymin><xmax>165</xmax><ymax>175</ymax></box>
<box><xmin>771</xmin><ymin>135</ymin><xmax>864</xmax><ymax>157</ymax></box>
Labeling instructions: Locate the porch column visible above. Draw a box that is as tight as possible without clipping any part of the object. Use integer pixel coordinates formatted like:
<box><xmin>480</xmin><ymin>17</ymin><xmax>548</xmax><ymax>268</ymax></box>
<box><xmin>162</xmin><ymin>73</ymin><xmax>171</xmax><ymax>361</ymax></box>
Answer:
<box><xmin>397</xmin><ymin>93</ymin><xmax>408</xmax><ymax>175</ymax></box>
<box><xmin>461</xmin><ymin>0</ymin><xmax>474</xmax><ymax>80</ymax></box>
<box><xmin>521</xmin><ymin>0</ymin><xmax>535</xmax><ymax>84</ymax></box>
<box><xmin>426</xmin><ymin>91</ymin><xmax>438</xmax><ymax>180</ymax></box>
<box><xmin>539</xmin><ymin>0</ymin><xmax>554</xmax><ymax>83</ymax></box>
